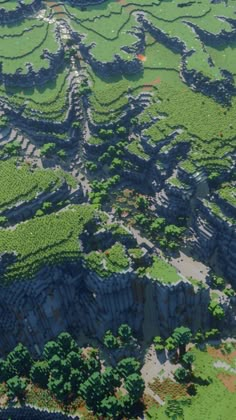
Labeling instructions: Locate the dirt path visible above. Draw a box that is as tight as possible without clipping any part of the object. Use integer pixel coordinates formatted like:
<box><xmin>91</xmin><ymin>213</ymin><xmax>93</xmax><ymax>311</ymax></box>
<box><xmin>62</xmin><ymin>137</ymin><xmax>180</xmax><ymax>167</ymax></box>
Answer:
<box><xmin>141</xmin><ymin>345</ymin><xmax>178</xmax><ymax>407</ymax></box>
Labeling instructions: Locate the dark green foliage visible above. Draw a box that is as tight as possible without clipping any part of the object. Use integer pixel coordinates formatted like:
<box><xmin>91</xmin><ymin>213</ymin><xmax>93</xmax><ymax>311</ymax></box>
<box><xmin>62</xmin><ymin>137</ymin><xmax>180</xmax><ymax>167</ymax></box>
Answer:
<box><xmin>182</xmin><ymin>352</ymin><xmax>195</xmax><ymax>371</ymax></box>
<box><xmin>211</xmin><ymin>275</ymin><xmax>225</xmax><ymax>290</ymax></box>
<box><xmin>124</xmin><ymin>373</ymin><xmax>145</xmax><ymax>401</ymax></box>
<box><xmin>43</xmin><ymin>340</ymin><xmax>62</xmax><ymax>361</ymax></box>
<box><xmin>80</xmin><ymin>372</ymin><xmax>105</xmax><ymax>412</ymax></box>
<box><xmin>118</xmin><ymin>324</ymin><xmax>132</xmax><ymax>343</ymax></box>
<box><xmin>117</xmin><ymin>358</ymin><xmax>141</xmax><ymax>378</ymax></box>
<box><xmin>100</xmin><ymin>395</ymin><xmax>121</xmax><ymax>419</ymax></box>
<box><xmin>172</xmin><ymin>327</ymin><xmax>192</xmax><ymax>357</ymax></box>
<box><xmin>30</xmin><ymin>361</ymin><xmax>49</xmax><ymax>388</ymax></box>
<box><xmin>153</xmin><ymin>336</ymin><xmax>165</xmax><ymax>352</ymax></box>
<box><xmin>174</xmin><ymin>367</ymin><xmax>189</xmax><ymax>383</ymax></box>
<box><xmin>103</xmin><ymin>331</ymin><xmax>119</xmax><ymax>349</ymax></box>
<box><xmin>205</xmin><ymin>328</ymin><xmax>220</xmax><ymax>339</ymax></box>
<box><xmin>4</xmin><ymin>141</ymin><xmax>21</xmax><ymax>156</ymax></box>
<box><xmin>40</xmin><ymin>143</ymin><xmax>56</xmax><ymax>157</ymax></box>
<box><xmin>165</xmin><ymin>398</ymin><xmax>184</xmax><ymax>419</ymax></box>
<box><xmin>6</xmin><ymin>376</ymin><xmax>27</xmax><ymax>400</ymax></box>
<box><xmin>7</xmin><ymin>343</ymin><xmax>32</xmax><ymax>377</ymax></box>
<box><xmin>208</xmin><ymin>301</ymin><xmax>225</xmax><ymax>319</ymax></box>
<box><xmin>57</xmin><ymin>332</ymin><xmax>78</xmax><ymax>357</ymax></box>
<box><xmin>0</xmin><ymin>330</ymin><xmax>144</xmax><ymax>417</ymax></box>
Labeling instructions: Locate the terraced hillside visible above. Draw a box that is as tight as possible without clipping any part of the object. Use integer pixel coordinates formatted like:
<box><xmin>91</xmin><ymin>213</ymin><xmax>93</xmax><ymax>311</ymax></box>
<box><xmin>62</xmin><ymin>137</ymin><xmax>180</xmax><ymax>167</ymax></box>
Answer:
<box><xmin>0</xmin><ymin>0</ymin><xmax>235</xmax><ymax>368</ymax></box>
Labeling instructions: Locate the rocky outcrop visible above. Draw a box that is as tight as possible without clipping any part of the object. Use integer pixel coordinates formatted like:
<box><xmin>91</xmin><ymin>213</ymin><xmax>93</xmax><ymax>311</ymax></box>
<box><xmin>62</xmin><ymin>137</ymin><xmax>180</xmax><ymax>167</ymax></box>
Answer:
<box><xmin>0</xmin><ymin>0</ymin><xmax>42</xmax><ymax>24</ymax></box>
<box><xmin>0</xmin><ymin>261</ymin><xmax>211</xmax><ymax>355</ymax></box>
<box><xmin>191</xmin><ymin>198</ymin><xmax>236</xmax><ymax>284</ymax></box>
<box><xmin>0</xmin><ymin>48</ymin><xmax>64</xmax><ymax>88</ymax></box>
<box><xmin>0</xmin><ymin>406</ymin><xmax>79</xmax><ymax>419</ymax></box>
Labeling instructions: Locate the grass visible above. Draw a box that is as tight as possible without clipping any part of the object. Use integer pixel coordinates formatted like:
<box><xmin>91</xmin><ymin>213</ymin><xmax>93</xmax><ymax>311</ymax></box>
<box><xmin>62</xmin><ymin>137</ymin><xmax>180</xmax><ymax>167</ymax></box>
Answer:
<box><xmin>146</xmin><ymin>256</ymin><xmax>181</xmax><ymax>284</ymax></box>
<box><xmin>0</xmin><ymin>205</ymin><xmax>95</xmax><ymax>283</ymax></box>
<box><xmin>155</xmin><ymin>345</ymin><xmax>236</xmax><ymax>420</ymax></box>
<box><xmin>0</xmin><ymin>159</ymin><xmax>69</xmax><ymax>213</ymax></box>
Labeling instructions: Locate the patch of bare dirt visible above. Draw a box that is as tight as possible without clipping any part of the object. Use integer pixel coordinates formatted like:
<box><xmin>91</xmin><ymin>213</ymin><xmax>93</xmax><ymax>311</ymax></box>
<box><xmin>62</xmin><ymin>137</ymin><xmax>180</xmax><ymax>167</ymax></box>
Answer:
<box><xmin>218</xmin><ymin>373</ymin><xmax>236</xmax><ymax>393</ymax></box>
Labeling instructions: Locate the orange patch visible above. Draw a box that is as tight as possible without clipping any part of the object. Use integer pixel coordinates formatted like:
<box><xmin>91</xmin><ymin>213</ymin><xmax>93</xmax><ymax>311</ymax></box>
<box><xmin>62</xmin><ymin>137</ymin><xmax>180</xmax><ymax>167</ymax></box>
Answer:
<box><xmin>152</xmin><ymin>77</ymin><xmax>161</xmax><ymax>84</ymax></box>
<box><xmin>207</xmin><ymin>346</ymin><xmax>236</xmax><ymax>364</ymax></box>
<box><xmin>218</xmin><ymin>373</ymin><xmax>236</xmax><ymax>393</ymax></box>
<box><xmin>137</xmin><ymin>54</ymin><xmax>147</xmax><ymax>62</ymax></box>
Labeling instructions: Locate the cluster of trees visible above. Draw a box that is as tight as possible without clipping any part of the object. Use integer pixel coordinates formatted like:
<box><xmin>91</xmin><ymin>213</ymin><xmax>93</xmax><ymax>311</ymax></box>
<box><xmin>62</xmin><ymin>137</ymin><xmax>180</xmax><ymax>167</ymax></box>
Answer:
<box><xmin>103</xmin><ymin>324</ymin><xmax>135</xmax><ymax>349</ymax></box>
<box><xmin>154</xmin><ymin>326</ymin><xmax>221</xmax><ymax>355</ymax></box>
<box><xmin>134</xmin><ymin>210</ymin><xmax>185</xmax><ymax>251</ymax></box>
<box><xmin>89</xmin><ymin>175</ymin><xmax>120</xmax><ymax>206</ymax></box>
<box><xmin>0</xmin><ymin>332</ymin><xmax>144</xmax><ymax>419</ymax></box>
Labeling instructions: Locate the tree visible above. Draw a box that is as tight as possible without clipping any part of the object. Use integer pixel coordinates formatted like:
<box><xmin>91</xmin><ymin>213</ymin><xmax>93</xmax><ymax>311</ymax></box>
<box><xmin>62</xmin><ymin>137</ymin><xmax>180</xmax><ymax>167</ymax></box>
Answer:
<box><xmin>40</xmin><ymin>143</ymin><xmax>56</xmax><ymax>157</ymax></box>
<box><xmin>100</xmin><ymin>395</ymin><xmax>121</xmax><ymax>419</ymax></box>
<box><xmin>101</xmin><ymin>368</ymin><xmax>121</xmax><ymax>394</ymax></box>
<box><xmin>7</xmin><ymin>376</ymin><xmax>27</xmax><ymax>400</ymax></box>
<box><xmin>118</xmin><ymin>324</ymin><xmax>132</xmax><ymax>344</ymax></box>
<box><xmin>165</xmin><ymin>398</ymin><xmax>184</xmax><ymax>419</ymax></box>
<box><xmin>150</xmin><ymin>217</ymin><xmax>166</xmax><ymax>234</ymax></box>
<box><xmin>165</xmin><ymin>337</ymin><xmax>177</xmax><ymax>353</ymax></box>
<box><xmin>67</xmin><ymin>350</ymin><xmax>84</xmax><ymax>371</ymax></box>
<box><xmin>69</xmin><ymin>368</ymin><xmax>84</xmax><ymax>393</ymax></box>
<box><xmin>30</xmin><ymin>361</ymin><xmax>49</xmax><ymax>388</ymax></box>
<box><xmin>0</xmin><ymin>359</ymin><xmax>14</xmax><ymax>382</ymax></box>
<box><xmin>124</xmin><ymin>373</ymin><xmax>145</xmax><ymax>402</ymax></box>
<box><xmin>117</xmin><ymin>358</ymin><xmax>140</xmax><ymax>378</ymax></box>
<box><xmin>7</xmin><ymin>343</ymin><xmax>32</xmax><ymax>376</ymax></box>
<box><xmin>136</xmin><ymin>196</ymin><xmax>148</xmax><ymax>211</ymax></box>
<box><xmin>194</xmin><ymin>330</ymin><xmax>205</xmax><ymax>344</ymax></box>
<box><xmin>208</xmin><ymin>301</ymin><xmax>225</xmax><ymax>320</ymax></box>
<box><xmin>48</xmin><ymin>376</ymin><xmax>72</xmax><ymax>402</ymax></box>
<box><xmin>43</xmin><ymin>340</ymin><xmax>62</xmax><ymax>361</ymax></box>
<box><xmin>103</xmin><ymin>331</ymin><xmax>119</xmax><ymax>349</ymax></box>
<box><xmin>57</xmin><ymin>332</ymin><xmax>78</xmax><ymax>356</ymax></box>
<box><xmin>80</xmin><ymin>372</ymin><xmax>105</xmax><ymax>412</ymax></box>
<box><xmin>153</xmin><ymin>336</ymin><xmax>164</xmax><ymax>352</ymax></box>
<box><xmin>174</xmin><ymin>367</ymin><xmax>189</xmax><ymax>383</ymax></box>
<box><xmin>172</xmin><ymin>327</ymin><xmax>192</xmax><ymax>357</ymax></box>
<box><xmin>182</xmin><ymin>352</ymin><xmax>195</xmax><ymax>371</ymax></box>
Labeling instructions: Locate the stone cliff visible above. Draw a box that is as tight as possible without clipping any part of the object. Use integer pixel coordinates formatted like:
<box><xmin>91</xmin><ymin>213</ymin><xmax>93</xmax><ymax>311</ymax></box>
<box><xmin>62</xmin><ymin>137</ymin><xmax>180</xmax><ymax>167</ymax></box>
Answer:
<box><xmin>0</xmin><ymin>262</ymin><xmax>211</xmax><ymax>355</ymax></box>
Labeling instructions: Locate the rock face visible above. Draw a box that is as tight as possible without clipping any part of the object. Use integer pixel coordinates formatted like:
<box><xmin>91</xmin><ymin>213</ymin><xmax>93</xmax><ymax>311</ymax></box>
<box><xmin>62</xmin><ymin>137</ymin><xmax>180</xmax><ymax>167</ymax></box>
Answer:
<box><xmin>0</xmin><ymin>406</ymin><xmax>79</xmax><ymax>419</ymax></box>
<box><xmin>0</xmin><ymin>263</ymin><xmax>211</xmax><ymax>355</ymax></box>
<box><xmin>191</xmin><ymin>199</ymin><xmax>236</xmax><ymax>285</ymax></box>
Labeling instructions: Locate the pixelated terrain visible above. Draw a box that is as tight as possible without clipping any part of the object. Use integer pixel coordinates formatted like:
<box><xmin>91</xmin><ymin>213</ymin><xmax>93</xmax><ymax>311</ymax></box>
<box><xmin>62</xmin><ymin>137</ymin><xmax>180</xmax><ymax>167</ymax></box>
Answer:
<box><xmin>0</xmin><ymin>0</ymin><xmax>235</xmax><ymax>418</ymax></box>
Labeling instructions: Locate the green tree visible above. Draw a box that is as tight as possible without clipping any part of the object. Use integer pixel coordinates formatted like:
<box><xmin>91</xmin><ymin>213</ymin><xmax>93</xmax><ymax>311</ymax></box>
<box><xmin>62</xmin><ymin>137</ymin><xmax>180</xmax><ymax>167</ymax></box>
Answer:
<box><xmin>48</xmin><ymin>376</ymin><xmax>72</xmax><ymax>402</ymax></box>
<box><xmin>172</xmin><ymin>327</ymin><xmax>192</xmax><ymax>357</ymax></box>
<box><xmin>30</xmin><ymin>361</ymin><xmax>49</xmax><ymax>388</ymax></box>
<box><xmin>80</xmin><ymin>372</ymin><xmax>105</xmax><ymax>412</ymax></box>
<box><xmin>43</xmin><ymin>340</ymin><xmax>62</xmax><ymax>361</ymax></box>
<box><xmin>165</xmin><ymin>337</ymin><xmax>177</xmax><ymax>353</ymax></box>
<box><xmin>101</xmin><ymin>367</ymin><xmax>121</xmax><ymax>394</ymax></box>
<box><xmin>153</xmin><ymin>336</ymin><xmax>164</xmax><ymax>352</ymax></box>
<box><xmin>103</xmin><ymin>331</ymin><xmax>119</xmax><ymax>349</ymax></box>
<box><xmin>100</xmin><ymin>395</ymin><xmax>121</xmax><ymax>419</ymax></box>
<box><xmin>174</xmin><ymin>367</ymin><xmax>189</xmax><ymax>383</ymax></box>
<box><xmin>136</xmin><ymin>196</ymin><xmax>148</xmax><ymax>211</ymax></box>
<box><xmin>40</xmin><ymin>143</ymin><xmax>56</xmax><ymax>157</ymax></box>
<box><xmin>182</xmin><ymin>352</ymin><xmax>195</xmax><ymax>371</ymax></box>
<box><xmin>117</xmin><ymin>357</ymin><xmax>140</xmax><ymax>377</ymax></box>
<box><xmin>165</xmin><ymin>398</ymin><xmax>184</xmax><ymax>419</ymax></box>
<box><xmin>7</xmin><ymin>343</ymin><xmax>32</xmax><ymax>376</ymax></box>
<box><xmin>118</xmin><ymin>324</ymin><xmax>132</xmax><ymax>344</ymax></box>
<box><xmin>7</xmin><ymin>376</ymin><xmax>27</xmax><ymax>400</ymax></box>
<box><xmin>124</xmin><ymin>373</ymin><xmax>145</xmax><ymax>402</ymax></box>
<box><xmin>208</xmin><ymin>301</ymin><xmax>225</xmax><ymax>320</ymax></box>
<box><xmin>150</xmin><ymin>218</ymin><xmax>166</xmax><ymax>233</ymax></box>
<box><xmin>57</xmin><ymin>332</ymin><xmax>78</xmax><ymax>356</ymax></box>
